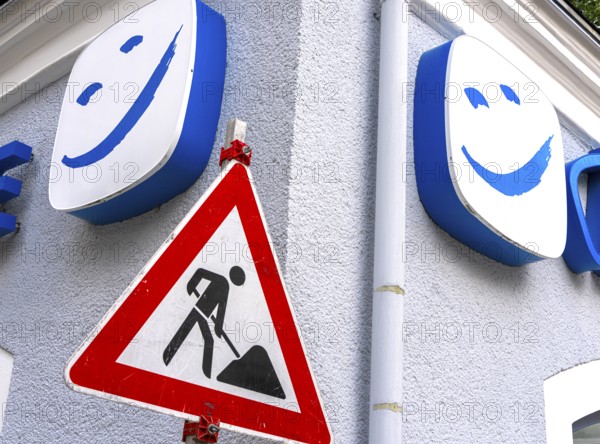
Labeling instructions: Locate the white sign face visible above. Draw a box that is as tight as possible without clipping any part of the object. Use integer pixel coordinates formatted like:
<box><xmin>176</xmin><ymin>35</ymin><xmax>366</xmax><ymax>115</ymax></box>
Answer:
<box><xmin>64</xmin><ymin>162</ymin><xmax>331</xmax><ymax>443</ymax></box>
<box><xmin>117</xmin><ymin>207</ymin><xmax>299</xmax><ymax>409</ymax></box>
<box><xmin>446</xmin><ymin>36</ymin><xmax>567</xmax><ymax>258</ymax></box>
<box><xmin>49</xmin><ymin>0</ymin><xmax>224</xmax><ymax>223</ymax></box>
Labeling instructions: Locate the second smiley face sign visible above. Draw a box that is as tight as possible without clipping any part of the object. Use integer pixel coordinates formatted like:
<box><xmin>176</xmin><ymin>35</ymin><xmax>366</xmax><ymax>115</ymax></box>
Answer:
<box><xmin>414</xmin><ymin>36</ymin><xmax>567</xmax><ymax>266</ymax></box>
<box><xmin>50</xmin><ymin>0</ymin><xmax>226</xmax><ymax>224</ymax></box>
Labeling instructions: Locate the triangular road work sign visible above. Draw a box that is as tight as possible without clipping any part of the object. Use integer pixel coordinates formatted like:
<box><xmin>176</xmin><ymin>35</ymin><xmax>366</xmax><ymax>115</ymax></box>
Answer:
<box><xmin>65</xmin><ymin>162</ymin><xmax>332</xmax><ymax>443</ymax></box>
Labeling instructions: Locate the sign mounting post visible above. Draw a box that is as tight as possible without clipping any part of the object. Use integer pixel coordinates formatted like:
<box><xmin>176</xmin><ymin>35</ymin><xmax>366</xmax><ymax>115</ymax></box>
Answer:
<box><xmin>184</xmin><ymin>118</ymin><xmax>250</xmax><ymax>444</ymax></box>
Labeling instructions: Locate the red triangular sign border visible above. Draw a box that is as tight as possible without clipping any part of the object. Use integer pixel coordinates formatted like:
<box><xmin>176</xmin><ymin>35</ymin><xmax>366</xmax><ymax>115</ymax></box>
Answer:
<box><xmin>65</xmin><ymin>162</ymin><xmax>331</xmax><ymax>444</ymax></box>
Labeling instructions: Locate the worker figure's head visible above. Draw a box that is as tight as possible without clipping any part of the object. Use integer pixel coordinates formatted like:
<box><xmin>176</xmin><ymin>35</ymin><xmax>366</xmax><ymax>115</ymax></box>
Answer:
<box><xmin>230</xmin><ymin>266</ymin><xmax>246</xmax><ymax>286</ymax></box>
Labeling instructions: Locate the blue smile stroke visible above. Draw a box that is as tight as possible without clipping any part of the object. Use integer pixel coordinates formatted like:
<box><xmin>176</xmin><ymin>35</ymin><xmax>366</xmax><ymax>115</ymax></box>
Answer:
<box><xmin>462</xmin><ymin>135</ymin><xmax>553</xmax><ymax>197</ymax></box>
<box><xmin>62</xmin><ymin>26</ymin><xmax>183</xmax><ymax>169</ymax></box>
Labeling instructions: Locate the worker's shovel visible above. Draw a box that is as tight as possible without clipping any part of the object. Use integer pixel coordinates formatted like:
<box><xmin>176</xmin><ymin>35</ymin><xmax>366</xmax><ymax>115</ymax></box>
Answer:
<box><xmin>211</xmin><ymin>315</ymin><xmax>240</xmax><ymax>358</ymax></box>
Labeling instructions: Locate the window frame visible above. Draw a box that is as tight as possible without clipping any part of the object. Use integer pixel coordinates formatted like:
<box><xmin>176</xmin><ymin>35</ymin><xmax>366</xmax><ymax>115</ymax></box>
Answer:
<box><xmin>544</xmin><ymin>360</ymin><xmax>600</xmax><ymax>443</ymax></box>
<box><xmin>0</xmin><ymin>348</ymin><xmax>14</xmax><ymax>434</ymax></box>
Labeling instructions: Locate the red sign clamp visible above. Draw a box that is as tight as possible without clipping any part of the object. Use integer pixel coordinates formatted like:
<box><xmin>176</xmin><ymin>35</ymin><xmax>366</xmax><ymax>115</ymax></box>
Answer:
<box><xmin>182</xmin><ymin>417</ymin><xmax>221</xmax><ymax>443</ymax></box>
<box><xmin>219</xmin><ymin>139</ymin><xmax>252</xmax><ymax>167</ymax></box>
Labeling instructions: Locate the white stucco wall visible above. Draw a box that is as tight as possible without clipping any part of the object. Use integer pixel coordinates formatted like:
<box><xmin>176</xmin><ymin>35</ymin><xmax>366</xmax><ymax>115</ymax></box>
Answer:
<box><xmin>0</xmin><ymin>1</ymin><xmax>599</xmax><ymax>443</ymax></box>
<box><xmin>0</xmin><ymin>0</ymin><xmax>303</xmax><ymax>442</ymax></box>
<box><xmin>402</xmin><ymin>15</ymin><xmax>600</xmax><ymax>444</ymax></box>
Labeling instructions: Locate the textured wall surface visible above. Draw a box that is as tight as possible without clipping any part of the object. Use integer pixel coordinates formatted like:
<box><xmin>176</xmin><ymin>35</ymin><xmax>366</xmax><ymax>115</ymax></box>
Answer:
<box><xmin>284</xmin><ymin>0</ymin><xmax>380</xmax><ymax>441</ymax></box>
<box><xmin>403</xmin><ymin>14</ymin><xmax>600</xmax><ymax>444</ymax></box>
<box><xmin>0</xmin><ymin>0</ymin><xmax>303</xmax><ymax>442</ymax></box>
<box><xmin>1</xmin><ymin>1</ymin><xmax>599</xmax><ymax>444</ymax></box>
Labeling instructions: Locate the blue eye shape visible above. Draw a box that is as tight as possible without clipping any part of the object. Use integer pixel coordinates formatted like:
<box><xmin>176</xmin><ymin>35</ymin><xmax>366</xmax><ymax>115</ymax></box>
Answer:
<box><xmin>464</xmin><ymin>87</ymin><xmax>489</xmax><ymax>109</ymax></box>
<box><xmin>120</xmin><ymin>35</ymin><xmax>144</xmax><ymax>54</ymax></box>
<box><xmin>77</xmin><ymin>82</ymin><xmax>103</xmax><ymax>106</ymax></box>
<box><xmin>500</xmin><ymin>84</ymin><xmax>520</xmax><ymax>105</ymax></box>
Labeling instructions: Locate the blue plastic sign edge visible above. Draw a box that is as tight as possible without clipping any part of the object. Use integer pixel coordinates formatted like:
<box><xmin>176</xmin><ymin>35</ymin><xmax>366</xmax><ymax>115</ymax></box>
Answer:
<box><xmin>563</xmin><ymin>150</ymin><xmax>600</xmax><ymax>274</ymax></box>
<box><xmin>413</xmin><ymin>39</ymin><xmax>540</xmax><ymax>266</ymax></box>
<box><xmin>0</xmin><ymin>141</ymin><xmax>32</xmax><ymax>175</ymax></box>
<box><xmin>0</xmin><ymin>176</ymin><xmax>23</xmax><ymax>204</ymax></box>
<box><xmin>70</xmin><ymin>1</ymin><xmax>227</xmax><ymax>225</ymax></box>
<box><xmin>0</xmin><ymin>141</ymin><xmax>31</xmax><ymax>237</ymax></box>
<box><xmin>0</xmin><ymin>213</ymin><xmax>17</xmax><ymax>237</ymax></box>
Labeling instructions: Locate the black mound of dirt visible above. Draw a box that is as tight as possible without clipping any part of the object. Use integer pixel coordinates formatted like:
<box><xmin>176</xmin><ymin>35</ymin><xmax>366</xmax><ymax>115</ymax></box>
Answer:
<box><xmin>217</xmin><ymin>345</ymin><xmax>286</xmax><ymax>399</ymax></box>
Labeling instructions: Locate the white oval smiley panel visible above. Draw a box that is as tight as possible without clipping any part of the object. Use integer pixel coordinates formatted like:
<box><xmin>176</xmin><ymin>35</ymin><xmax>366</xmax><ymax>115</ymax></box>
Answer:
<box><xmin>49</xmin><ymin>0</ymin><xmax>226</xmax><ymax>224</ymax></box>
<box><xmin>415</xmin><ymin>36</ymin><xmax>567</xmax><ymax>265</ymax></box>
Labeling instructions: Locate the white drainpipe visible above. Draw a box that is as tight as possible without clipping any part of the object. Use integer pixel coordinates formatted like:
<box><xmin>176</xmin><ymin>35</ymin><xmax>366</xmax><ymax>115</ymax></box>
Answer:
<box><xmin>369</xmin><ymin>0</ymin><xmax>408</xmax><ymax>443</ymax></box>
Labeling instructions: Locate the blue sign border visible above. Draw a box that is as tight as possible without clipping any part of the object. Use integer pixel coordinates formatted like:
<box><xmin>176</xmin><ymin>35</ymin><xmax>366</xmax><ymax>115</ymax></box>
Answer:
<box><xmin>563</xmin><ymin>150</ymin><xmax>600</xmax><ymax>274</ymax></box>
<box><xmin>414</xmin><ymin>40</ymin><xmax>541</xmax><ymax>266</ymax></box>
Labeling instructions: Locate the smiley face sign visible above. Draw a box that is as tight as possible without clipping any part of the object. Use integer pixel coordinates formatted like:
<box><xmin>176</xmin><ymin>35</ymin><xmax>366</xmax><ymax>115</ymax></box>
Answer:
<box><xmin>49</xmin><ymin>0</ymin><xmax>226</xmax><ymax>224</ymax></box>
<box><xmin>414</xmin><ymin>36</ymin><xmax>567</xmax><ymax>266</ymax></box>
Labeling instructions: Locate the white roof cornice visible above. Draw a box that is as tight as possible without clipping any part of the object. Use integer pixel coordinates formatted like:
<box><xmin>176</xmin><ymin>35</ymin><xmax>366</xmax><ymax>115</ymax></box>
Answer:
<box><xmin>0</xmin><ymin>0</ymin><xmax>152</xmax><ymax>116</ymax></box>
